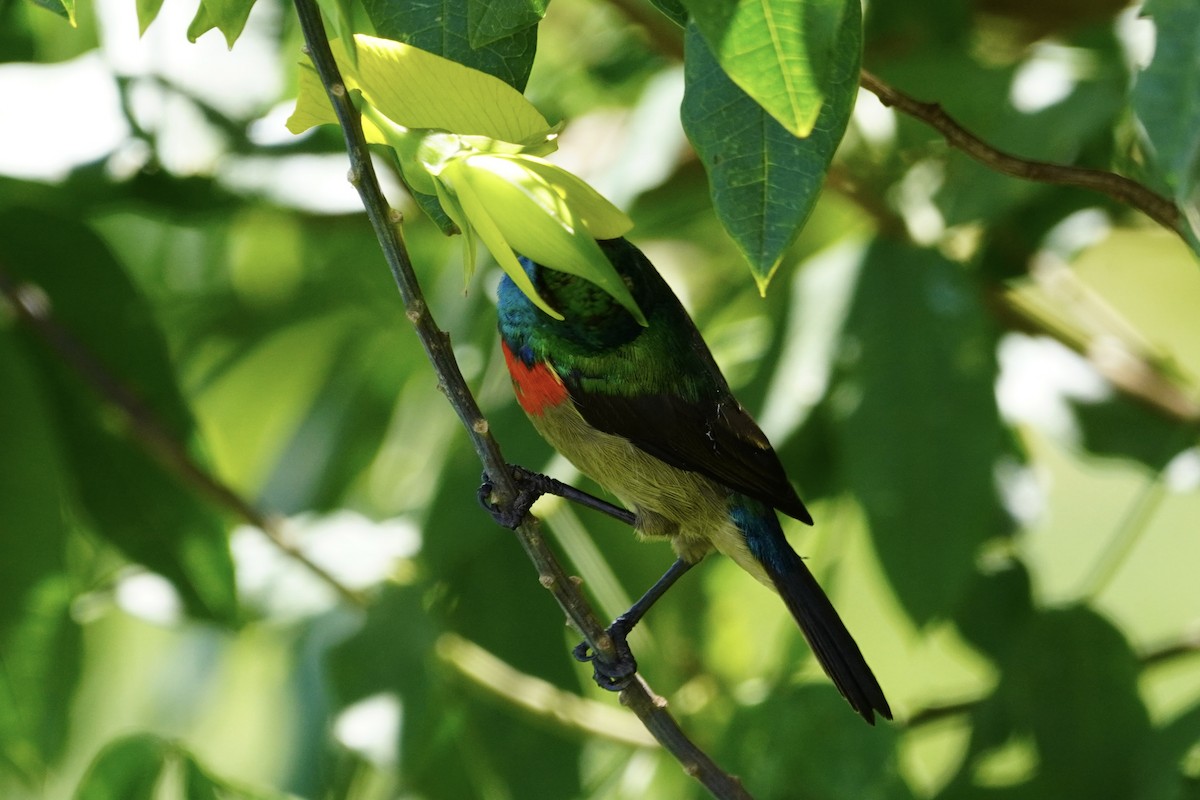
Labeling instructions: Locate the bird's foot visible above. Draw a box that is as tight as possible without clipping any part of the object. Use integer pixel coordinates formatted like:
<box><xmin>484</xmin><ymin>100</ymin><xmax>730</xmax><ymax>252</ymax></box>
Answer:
<box><xmin>480</xmin><ymin>465</ymin><xmax>637</xmax><ymax>528</ymax></box>
<box><xmin>573</xmin><ymin>620</ymin><xmax>638</xmax><ymax>691</ymax></box>
<box><xmin>477</xmin><ymin>465</ymin><xmax>550</xmax><ymax>529</ymax></box>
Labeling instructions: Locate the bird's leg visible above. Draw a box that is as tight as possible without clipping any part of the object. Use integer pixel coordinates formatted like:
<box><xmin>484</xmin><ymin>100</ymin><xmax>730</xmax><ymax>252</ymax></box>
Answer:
<box><xmin>478</xmin><ymin>465</ymin><xmax>636</xmax><ymax>528</ymax></box>
<box><xmin>574</xmin><ymin>557</ymin><xmax>697</xmax><ymax>690</ymax></box>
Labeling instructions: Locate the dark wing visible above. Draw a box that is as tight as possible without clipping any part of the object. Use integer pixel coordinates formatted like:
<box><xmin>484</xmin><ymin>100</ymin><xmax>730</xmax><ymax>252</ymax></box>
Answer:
<box><xmin>551</xmin><ymin>236</ymin><xmax>812</xmax><ymax>523</ymax></box>
<box><xmin>563</xmin><ymin>378</ymin><xmax>814</xmax><ymax>524</ymax></box>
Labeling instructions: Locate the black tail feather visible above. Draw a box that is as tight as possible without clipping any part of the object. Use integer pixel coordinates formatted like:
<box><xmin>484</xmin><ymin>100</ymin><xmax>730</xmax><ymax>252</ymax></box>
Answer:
<box><xmin>738</xmin><ymin>504</ymin><xmax>891</xmax><ymax>724</ymax></box>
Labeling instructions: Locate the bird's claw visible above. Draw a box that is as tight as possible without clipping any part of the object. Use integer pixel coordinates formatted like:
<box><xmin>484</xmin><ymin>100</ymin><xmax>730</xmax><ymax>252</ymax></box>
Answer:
<box><xmin>477</xmin><ymin>466</ymin><xmax>543</xmax><ymax>529</ymax></box>
<box><xmin>574</xmin><ymin>626</ymin><xmax>637</xmax><ymax>691</ymax></box>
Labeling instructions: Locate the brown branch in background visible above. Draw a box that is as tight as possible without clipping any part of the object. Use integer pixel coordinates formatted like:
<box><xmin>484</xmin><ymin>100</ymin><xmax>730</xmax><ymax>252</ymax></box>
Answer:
<box><xmin>288</xmin><ymin>4</ymin><xmax>751</xmax><ymax>798</ymax></box>
<box><xmin>994</xmin><ymin>287</ymin><xmax>1200</xmax><ymax>426</ymax></box>
<box><xmin>600</xmin><ymin>0</ymin><xmax>1185</xmax><ymax>241</ymax></box>
<box><xmin>605</xmin><ymin>0</ymin><xmax>685</xmax><ymax>60</ymax></box>
<box><xmin>0</xmin><ymin>265</ymin><xmax>368</xmax><ymax>609</ymax></box>
<box><xmin>438</xmin><ymin>633</ymin><xmax>659</xmax><ymax>747</ymax></box>
<box><xmin>1142</xmin><ymin>632</ymin><xmax>1200</xmax><ymax>668</ymax></box>
<box><xmin>859</xmin><ymin>70</ymin><xmax>1185</xmax><ymax>238</ymax></box>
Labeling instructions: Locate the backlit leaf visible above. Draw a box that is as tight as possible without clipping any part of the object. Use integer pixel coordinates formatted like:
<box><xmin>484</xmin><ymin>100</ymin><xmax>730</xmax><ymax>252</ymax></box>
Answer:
<box><xmin>359</xmin><ymin>0</ymin><xmax>538</xmax><ymax>91</ymax></box>
<box><xmin>186</xmin><ymin>0</ymin><xmax>258</xmax><ymax>48</ymax></box>
<box><xmin>287</xmin><ymin>36</ymin><xmax>551</xmax><ymax>144</ymax></box>
<box><xmin>830</xmin><ymin>241</ymin><xmax>1012</xmax><ymax>622</ymax></box>
<box><xmin>1133</xmin><ymin>0</ymin><xmax>1200</xmax><ymax>248</ymax></box>
<box><xmin>681</xmin><ymin>0</ymin><xmax>853</xmax><ymax>137</ymax></box>
<box><xmin>682</xmin><ymin>6</ymin><xmax>860</xmax><ymax>290</ymax></box>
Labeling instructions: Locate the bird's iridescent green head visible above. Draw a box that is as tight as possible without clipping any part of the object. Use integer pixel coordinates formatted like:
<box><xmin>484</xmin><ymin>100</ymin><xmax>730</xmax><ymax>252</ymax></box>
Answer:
<box><xmin>499</xmin><ymin>238</ymin><xmax>652</xmax><ymax>352</ymax></box>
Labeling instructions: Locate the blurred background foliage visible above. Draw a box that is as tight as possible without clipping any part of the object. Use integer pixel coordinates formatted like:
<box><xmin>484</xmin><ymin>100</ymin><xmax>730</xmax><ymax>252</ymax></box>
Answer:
<box><xmin>1</xmin><ymin>0</ymin><xmax>1200</xmax><ymax>798</ymax></box>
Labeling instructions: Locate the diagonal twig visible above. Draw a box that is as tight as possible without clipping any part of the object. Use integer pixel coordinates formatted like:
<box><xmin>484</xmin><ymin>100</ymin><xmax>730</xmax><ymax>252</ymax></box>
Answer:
<box><xmin>0</xmin><ymin>265</ymin><xmax>368</xmax><ymax>609</ymax></box>
<box><xmin>288</xmin><ymin>5</ymin><xmax>751</xmax><ymax>798</ymax></box>
<box><xmin>858</xmin><ymin>70</ymin><xmax>1184</xmax><ymax>238</ymax></box>
<box><xmin>597</xmin><ymin>0</ymin><xmax>1184</xmax><ymax>243</ymax></box>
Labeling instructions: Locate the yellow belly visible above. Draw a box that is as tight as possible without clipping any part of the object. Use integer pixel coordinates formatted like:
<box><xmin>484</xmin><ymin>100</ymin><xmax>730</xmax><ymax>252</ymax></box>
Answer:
<box><xmin>528</xmin><ymin>399</ymin><xmax>771</xmax><ymax>586</ymax></box>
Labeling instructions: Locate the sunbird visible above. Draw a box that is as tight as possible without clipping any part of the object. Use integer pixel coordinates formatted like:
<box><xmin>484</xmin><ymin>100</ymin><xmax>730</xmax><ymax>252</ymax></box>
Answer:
<box><xmin>493</xmin><ymin>237</ymin><xmax>890</xmax><ymax>724</ymax></box>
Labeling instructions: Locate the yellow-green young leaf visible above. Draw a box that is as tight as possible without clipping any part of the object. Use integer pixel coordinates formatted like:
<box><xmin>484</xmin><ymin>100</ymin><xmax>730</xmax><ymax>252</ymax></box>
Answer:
<box><xmin>363</xmin><ymin>106</ymin><xmax>440</xmax><ymax>195</ymax></box>
<box><xmin>314</xmin><ymin>0</ymin><xmax>358</xmax><ymax>67</ymax></box>
<box><xmin>515</xmin><ymin>157</ymin><xmax>633</xmax><ymax>239</ymax></box>
<box><xmin>286</xmin><ymin>64</ymin><xmax>339</xmax><ymax>134</ymax></box>
<box><xmin>331</xmin><ymin>35</ymin><xmax>551</xmax><ymax>142</ymax></box>
<box><xmin>459</xmin><ymin>124</ymin><xmax>562</xmax><ymax>157</ymax></box>
<box><xmin>440</xmin><ymin>160</ymin><xmax>564</xmax><ymax>320</ymax></box>
<box><xmin>432</xmin><ymin>180</ymin><xmax>479</xmax><ymax>280</ymax></box>
<box><xmin>456</xmin><ymin>155</ymin><xmax>645</xmax><ymax>325</ymax></box>
<box><xmin>287</xmin><ymin>67</ymin><xmax>395</xmax><ymax>152</ymax></box>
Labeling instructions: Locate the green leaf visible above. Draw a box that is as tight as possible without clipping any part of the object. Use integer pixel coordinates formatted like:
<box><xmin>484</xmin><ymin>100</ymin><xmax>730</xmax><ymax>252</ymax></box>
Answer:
<box><xmin>186</xmin><ymin>0</ymin><xmax>258</xmax><ymax>48</ymax></box>
<box><xmin>680</xmin><ymin>0</ymin><xmax>853</xmax><ymax>137</ymax></box>
<box><xmin>647</xmin><ymin>0</ymin><xmax>687</xmax><ymax>27</ymax></box>
<box><xmin>288</xmin><ymin>37</ymin><xmax>551</xmax><ymax>143</ymax></box>
<box><xmin>953</xmin><ymin>560</ymin><xmax>1035</xmax><ymax>660</ymax></box>
<box><xmin>26</xmin><ymin>0</ymin><xmax>76</xmax><ymax>25</ymax></box>
<box><xmin>681</xmin><ymin>8</ymin><xmax>860</xmax><ymax>290</ymax></box>
<box><xmin>1072</xmin><ymin>391</ymin><xmax>1193</xmax><ymax>469</ymax></box>
<box><xmin>0</xmin><ymin>208</ymin><xmax>238</xmax><ymax>624</ymax></box>
<box><xmin>182</xmin><ymin>755</ymin><xmax>219</xmax><ymax>800</ymax></box>
<box><xmin>359</xmin><ymin>0</ymin><xmax>538</xmax><ymax>91</ymax></box>
<box><xmin>0</xmin><ymin>577</ymin><xmax>81</xmax><ymax>781</ymax></box>
<box><xmin>0</xmin><ymin>331</ymin><xmax>77</xmax><ymax>778</ymax></box>
<box><xmin>438</xmin><ymin>154</ymin><xmax>644</xmax><ymax>323</ymax></box>
<box><xmin>719</xmin><ymin>685</ymin><xmax>911</xmax><ymax>800</ymax></box>
<box><xmin>74</xmin><ymin>734</ymin><xmax>168</xmax><ymax>800</ymax></box>
<box><xmin>1139</xmin><ymin>703</ymin><xmax>1200</xmax><ymax>800</ymax></box>
<box><xmin>329</xmin><ymin>584</ymin><xmax>460</xmax><ymax>793</ymax></box>
<box><xmin>344</xmin><ymin>36</ymin><xmax>550</xmax><ymax>141</ymax></box>
<box><xmin>0</xmin><ymin>331</ymin><xmax>67</xmax><ymax>641</ymax></box>
<box><xmin>831</xmin><ymin>241</ymin><xmax>1011</xmax><ymax>623</ymax></box>
<box><xmin>331</xmin><ymin>578</ymin><xmax>584</xmax><ymax>799</ymax></box>
<box><xmin>135</xmin><ymin>0</ymin><xmax>166</xmax><ymax>35</ymax></box>
<box><xmin>439</xmin><ymin>159</ymin><xmax>563</xmax><ymax>319</ymax></box>
<box><xmin>314</xmin><ymin>0</ymin><xmax>358</xmax><ymax>66</ymax></box>
<box><xmin>1134</xmin><ymin>0</ymin><xmax>1200</xmax><ymax>247</ymax></box>
<box><xmin>408</xmin><ymin>187</ymin><xmax>460</xmax><ymax>235</ymax></box>
<box><xmin>467</xmin><ymin>0</ymin><xmax>548</xmax><ymax>48</ymax></box>
<box><xmin>1000</xmin><ymin>608</ymin><xmax>1151</xmax><ymax>798</ymax></box>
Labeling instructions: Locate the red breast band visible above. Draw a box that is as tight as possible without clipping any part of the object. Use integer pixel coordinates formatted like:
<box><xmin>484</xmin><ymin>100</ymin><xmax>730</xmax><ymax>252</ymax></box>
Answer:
<box><xmin>501</xmin><ymin>340</ymin><xmax>569</xmax><ymax>416</ymax></box>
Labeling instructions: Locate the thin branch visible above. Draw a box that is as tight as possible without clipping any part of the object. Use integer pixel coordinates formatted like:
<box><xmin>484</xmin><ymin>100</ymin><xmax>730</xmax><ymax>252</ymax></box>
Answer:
<box><xmin>593</xmin><ymin>1</ymin><xmax>1183</xmax><ymax>241</ymax></box>
<box><xmin>288</xmin><ymin>5</ymin><xmax>751</xmax><ymax>797</ymax></box>
<box><xmin>604</xmin><ymin>0</ymin><xmax>685</xmax><ymax>61</ymax></box>
<box><xmin>1079</xmin><ymin>473</ymin><xmax>1168</xmax><ymax>600</ymax></box>
<box><xmin>859</xmin><ymin>70</ymin><xmax>1185</xmax><ymax>238</ymax></box>
<box><xmin>1142</xmin><ymin>633</ymin><xmax>1200</xmax><ymax>668</ymax></box>
<box><xmin>903</xmin><ymin>698</ymin><xmax>982</xmax><ymax>728</ymax></box>
<box><xmin>997</xmin><ymin>288</ymin><xmax>1200</xmax><ymax>426</ymax></box>
<box><xmin>0</xmin><ymin>265</ymin><xmax>367</xmax><ymax>609</ymax></box>
<box><xmin>437</xmin><ymin>632</ymin><xmax>657</xmax><ymax>748</ymax></box>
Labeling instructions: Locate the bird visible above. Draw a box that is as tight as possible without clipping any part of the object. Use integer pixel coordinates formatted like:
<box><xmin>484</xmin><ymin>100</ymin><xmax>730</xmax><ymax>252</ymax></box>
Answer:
<box><xmin>492</xmin><ymin>236</ymin><xmax>891</xmax><ymax>724</ymax></box>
